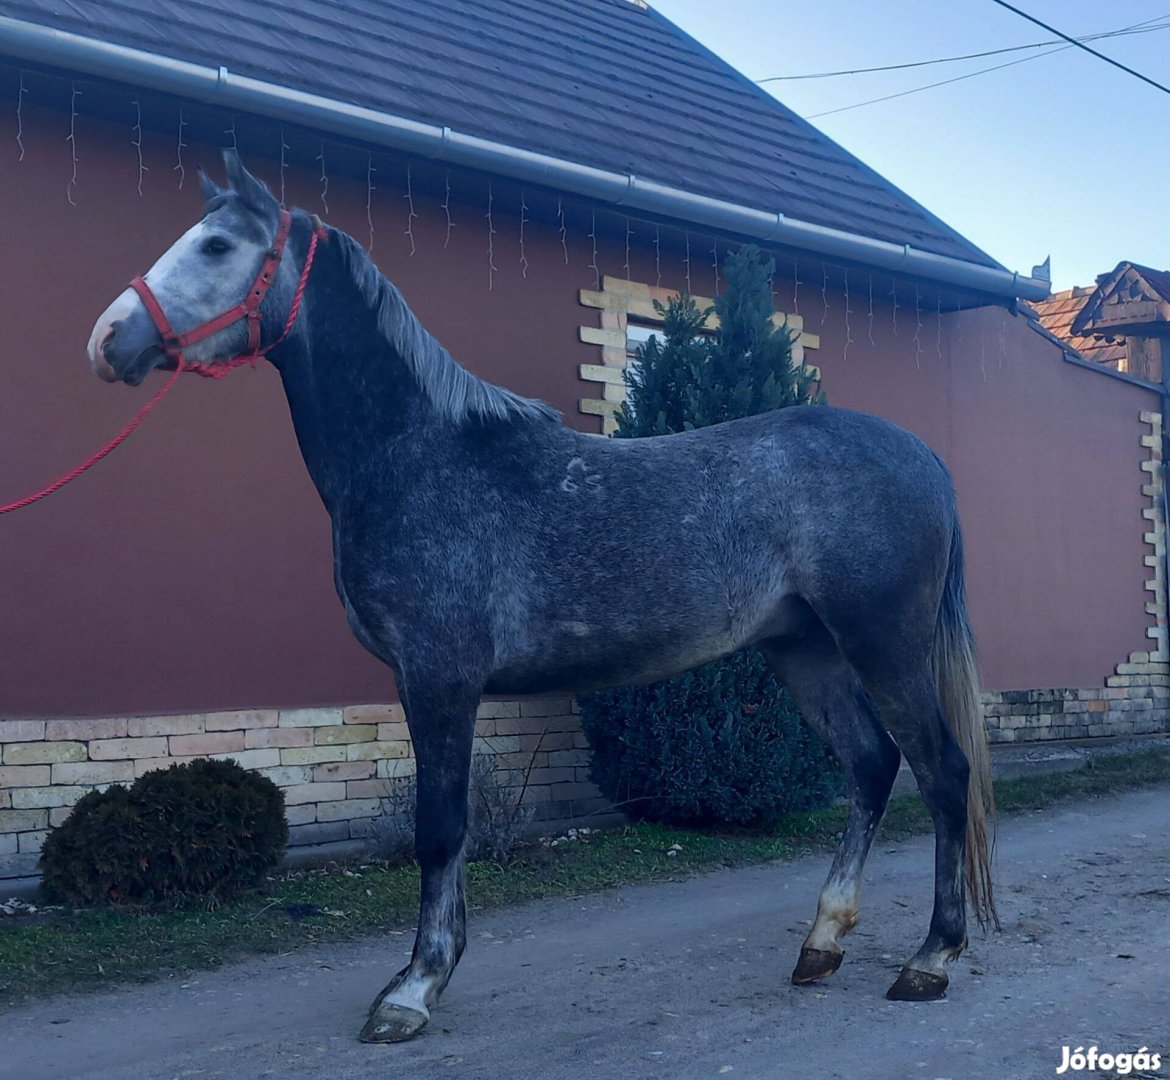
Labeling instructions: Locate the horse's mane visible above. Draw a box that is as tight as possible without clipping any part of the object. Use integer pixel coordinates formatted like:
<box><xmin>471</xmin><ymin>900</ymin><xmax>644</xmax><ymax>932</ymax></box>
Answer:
<box><xmin>332</xmin><ymin>228</ymin><xmax>560</xmax><ymax>426</ymax></box>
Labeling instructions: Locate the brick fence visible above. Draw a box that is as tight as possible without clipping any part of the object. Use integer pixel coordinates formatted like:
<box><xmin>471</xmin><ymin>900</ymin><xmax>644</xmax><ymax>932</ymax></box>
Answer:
<box><xmin>0</xmin><ymin>696</ymin><xmax>605</xmax><ymax>882</ymax></box>
<box><xmin>982</xmin><ymin>681</ymin><xmax>1168</xmax><ymax>742</ymax></box>
<box><xmin>2</xmin><ymin>679</ymin><xmax>1167</xmax><ymax>883</ymax></box>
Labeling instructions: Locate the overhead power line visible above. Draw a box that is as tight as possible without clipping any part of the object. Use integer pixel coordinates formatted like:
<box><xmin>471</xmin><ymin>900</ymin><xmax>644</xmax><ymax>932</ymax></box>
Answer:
<box><xmin>988</xmin><ymin>0</ymin><xmax>1169</xmax><ymax>93</ymax></box>
<box><xmin>757</xmin><ymin>19</ymin><xmax>1166</xmax><ymax>83</ymax></box>
<box><xmin>802</xmin><ymin>15</ymin><xmax>1166</xmax><ymax>120</ymax></box>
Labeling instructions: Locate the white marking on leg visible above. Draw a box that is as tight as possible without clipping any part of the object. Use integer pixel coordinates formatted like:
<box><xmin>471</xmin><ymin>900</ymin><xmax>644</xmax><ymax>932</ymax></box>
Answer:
<box><xmin>804</xmin><ymin>879</ymin><xmax>861</xmax><ymax>953</ymax></box>
<box><xmin>381</xmin><ymin>971</ymin><xmax>435</xmax><ymax>1017</ymax></box>
<box><xmin>378</xmin><ymin>858</ymin><xmax>462</xmax><ymax>1017</ymax></box>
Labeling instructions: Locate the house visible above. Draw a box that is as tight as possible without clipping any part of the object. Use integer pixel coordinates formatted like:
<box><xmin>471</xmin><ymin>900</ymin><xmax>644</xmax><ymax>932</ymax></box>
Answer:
<box><xmin>1029</xmin><ymin>262</ymin><xmax>1170</xmax><ymax>382</ymax></box>
<box><xmin>1</xmin><ymin>0</ymin><xmax>1165</xmax><ymax>880</ymax></box>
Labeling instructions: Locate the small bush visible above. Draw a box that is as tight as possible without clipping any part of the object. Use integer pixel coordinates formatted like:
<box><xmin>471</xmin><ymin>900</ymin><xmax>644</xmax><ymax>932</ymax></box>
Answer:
<box><xmin>580</xmin><ymin>650</ymin><xmax>842</xmax><ymax>829</ymax></box>
<box><xmin>467</xmin><ymin>753</ymin><xmax>534</xmax><ymax>865</ymax></box>
<box><xmin>365</xmin><ymin>775</ymin><xmax>417</xmax><ymax>867</ymax></box>
<box><xmin>40</xmin><ymin>758</ymin><xmax>287</xmax><ymax>906</ymax></box>
<box><xmin>365</xmin><ymin>754</ymin><xmax>534</xmax><ymax>867</ymax></box>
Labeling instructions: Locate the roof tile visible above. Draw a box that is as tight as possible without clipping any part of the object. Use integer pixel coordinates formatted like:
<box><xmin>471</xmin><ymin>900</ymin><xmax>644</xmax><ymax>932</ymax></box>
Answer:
<box><xmin>4</xmin><ymin>0</ymin><xmax>998</xmax><ymax>267</ymax></box>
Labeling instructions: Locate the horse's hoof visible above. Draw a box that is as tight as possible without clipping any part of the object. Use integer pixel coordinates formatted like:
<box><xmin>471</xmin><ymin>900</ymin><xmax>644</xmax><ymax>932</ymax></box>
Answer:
<box><xmin>885</xmin><ymin>966</ymin><xmax>948</xmax><ymax>1001</ymax></box>
<box><xmin>359</xmin><ymin>1002</ymin><xmax>429</xmax><ymax>1043</ymax></box>
<box><xmin>791</xmin><ymin>946</ymin><xmax>844</xmax><ymax>985</ymax></box>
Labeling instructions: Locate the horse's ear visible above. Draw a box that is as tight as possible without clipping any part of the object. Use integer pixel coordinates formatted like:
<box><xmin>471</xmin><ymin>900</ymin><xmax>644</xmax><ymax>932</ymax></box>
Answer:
<box><xmin>197</xmin><ymin>165</ymin><xmax>224</xmax><ymax>204</ymax></box>
<box><xmin>221</xmin><ymin>149</ymin><xmax>278</xmax><ymax>218</ymax></box>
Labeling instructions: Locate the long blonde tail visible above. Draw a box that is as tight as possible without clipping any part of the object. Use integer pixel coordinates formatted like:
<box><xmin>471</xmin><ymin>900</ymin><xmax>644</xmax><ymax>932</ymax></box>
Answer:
<box><xmin>932</xmin><ymin>523</ymin><xmax>999</xmax><ymax>930</ymax></box>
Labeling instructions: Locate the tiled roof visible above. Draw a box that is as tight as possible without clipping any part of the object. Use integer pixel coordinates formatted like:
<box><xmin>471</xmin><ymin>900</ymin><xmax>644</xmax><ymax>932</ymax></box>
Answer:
<box><xmin>1027</xmin><ymin>286</ymin><xmax>1127</xmax><ymax>368</ymax></box>
<box><xmin>1132</xmin><ymin>264</ymin><xmax>1170</xmax><ymax>304</ymax></box>
<box><xmin>3</xmin><ymin>0</ymin><xmax>1000</xmax><ymax>268</ymax></box>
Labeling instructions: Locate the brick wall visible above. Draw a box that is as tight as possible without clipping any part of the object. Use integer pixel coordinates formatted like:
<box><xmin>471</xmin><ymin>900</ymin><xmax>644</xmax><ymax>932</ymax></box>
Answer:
<box><xmin>982</xmin><ymin>678</ymin><xmax>1169</xmax><ymax>743</ymax></box>
<box><xmin>4</xmin><ymin>681</ymin><xmax>1167</xmax><ymax>881</ymax></box>
<box><xmin>0</xmin><ymin>697</ymin><xmax>607</xmax><ymax>882</ymax></box>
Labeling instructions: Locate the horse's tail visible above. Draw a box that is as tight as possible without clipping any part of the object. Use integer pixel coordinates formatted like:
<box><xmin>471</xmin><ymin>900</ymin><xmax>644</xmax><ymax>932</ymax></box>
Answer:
<box><xmin>932</xmin><ymin>518</ymin><xmax>999</xmax><ymax>930</ymax></box>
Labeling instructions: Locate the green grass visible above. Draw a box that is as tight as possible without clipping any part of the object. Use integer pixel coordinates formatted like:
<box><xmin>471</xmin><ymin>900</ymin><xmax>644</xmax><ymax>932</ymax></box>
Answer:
<box><xmin>1</xmin><ymin>748</ymin><xmax>1166</xmax><ymax>1006</ymax></box>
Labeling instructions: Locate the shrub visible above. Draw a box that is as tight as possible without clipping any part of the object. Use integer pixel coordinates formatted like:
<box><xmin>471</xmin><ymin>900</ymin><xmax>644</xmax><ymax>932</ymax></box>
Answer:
<box><xmin>581</xmin><ymin>650</ymin><xmax>840</xmax><ymax>828</ymax></box>
<box><xmin>40</xmin><ymin>757</ymin><xmax>287</xmax><ymax>906</ymax></box>
<box><xmin>365</xmin><ymin>754</ymin><xmax>534</xmax><ymax>867</ymax></box>
<box><xmin>467</xmin><ymin>753</ymin><xmax>534</xmax><ymax>865</ymax></box>
<box><xmin>365</xmin><ymin>775</ymin><xmax>416</xmax><ymax>867</ymax></box>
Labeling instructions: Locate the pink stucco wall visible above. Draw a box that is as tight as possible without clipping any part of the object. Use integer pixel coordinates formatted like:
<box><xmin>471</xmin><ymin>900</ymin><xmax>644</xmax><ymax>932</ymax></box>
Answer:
<box><xmin>0</xmin><ymin>98</ymin><xmax>1157</xmax><ymax>717</ymax></box>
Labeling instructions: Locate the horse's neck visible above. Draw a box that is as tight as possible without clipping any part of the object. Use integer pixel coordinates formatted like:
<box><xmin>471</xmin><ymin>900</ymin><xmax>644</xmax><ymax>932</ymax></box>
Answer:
<box><xmin>273</xmin><ymin>260</ymin><xmax>436</xmax><ymax>512</ymax></box>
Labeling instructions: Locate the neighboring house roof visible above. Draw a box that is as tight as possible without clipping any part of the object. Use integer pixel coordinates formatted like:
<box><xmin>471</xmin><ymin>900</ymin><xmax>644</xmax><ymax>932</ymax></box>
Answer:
<box><xmin>1027</xmin><ymin>285</ymin><xmax>1127</xmax><ymax>368</ymax></box>
<box><xmin>1071</xmin><ymin>262</ymin><xmax>1170</xmax><ymax>337</ymax></box>
<box><xmin>1028</xmin><ymin>262</ymin><xmax>1170</xmax><ymax>374</ymax></box>
<box><xmin>3</xmin><ymin>0</ymin><xmax>1000</xmax><ymax>272</ymax></box>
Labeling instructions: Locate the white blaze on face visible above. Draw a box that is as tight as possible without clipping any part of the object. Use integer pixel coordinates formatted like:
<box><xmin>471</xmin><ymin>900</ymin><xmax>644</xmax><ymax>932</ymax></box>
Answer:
<box><xmin>87</xmin><ymin>287</ymin><xmax>140</xmax><ymax>378</ymax></box>
<box><xmin>87</xmin><ymin>212</ymin><xmax>269</xmax><ymax>375</ymax></box>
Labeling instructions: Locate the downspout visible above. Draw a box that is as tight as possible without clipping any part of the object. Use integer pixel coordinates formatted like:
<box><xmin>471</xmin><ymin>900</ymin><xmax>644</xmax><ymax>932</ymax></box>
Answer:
<box><xmin>0</xmin><ymin>15</ymin><xmax>1051</xmax><ymax>302</ymax></box>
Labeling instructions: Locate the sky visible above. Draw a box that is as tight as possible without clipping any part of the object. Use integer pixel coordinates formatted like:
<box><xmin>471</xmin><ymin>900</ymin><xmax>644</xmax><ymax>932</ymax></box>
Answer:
<box><xmin>652</xmin><ymin>0</ymin><xmax>1169</xmax><ymax>290</ymax></box>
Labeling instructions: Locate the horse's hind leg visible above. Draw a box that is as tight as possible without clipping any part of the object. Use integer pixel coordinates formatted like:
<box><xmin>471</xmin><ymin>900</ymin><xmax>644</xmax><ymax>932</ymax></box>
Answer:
<box><xmin>761</xmin><ymin>629</ymin><xmax>901</xmax><ymax>985</ymax></box>
<box><xmin>361</xmin><ymin>672</ymin><xmax>480</xmax><ymax>1043</ymax></box>
<box><xmin>861</xmin><ymin>666</ymin><xmax>971</xmax><ymax>1001</ymax></box>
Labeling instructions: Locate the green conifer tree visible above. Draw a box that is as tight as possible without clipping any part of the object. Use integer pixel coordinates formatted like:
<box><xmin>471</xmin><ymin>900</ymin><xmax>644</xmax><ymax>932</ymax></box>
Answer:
<box><xmin>616</xmin><ymin>244</ymin><xmax>822</xmax><ymax>439</ymax></box>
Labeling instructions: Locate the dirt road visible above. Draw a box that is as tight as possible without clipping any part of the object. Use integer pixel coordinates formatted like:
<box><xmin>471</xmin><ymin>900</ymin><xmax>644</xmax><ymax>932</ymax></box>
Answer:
<box><xmin>2</xmin><ymin>788</ymin><xmax>1167</xmax><ymax>1080</ymax></box>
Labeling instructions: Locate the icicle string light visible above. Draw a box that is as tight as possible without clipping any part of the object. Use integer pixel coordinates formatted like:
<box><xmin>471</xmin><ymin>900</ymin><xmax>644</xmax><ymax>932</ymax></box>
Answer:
<box><xmin>66</xmin><ymin>82</ymin><xmax>80</xmax><ymax>205</ymax></box>
<box><xmin>225</xmin><ymin>118</ymin><xmax>237</xmax><ymax>152</ymax></box>
<box><xmin>519</xmin><ymin>190</ymin><xmax>529</xmax><ymax>279</ymax></box>
<box><xmin>624</xmin><ymin>218</ymin><xmax>632</xmax><ymax>280</ymax></box>
<box><xmin>588</xmin><ymin>210</ymin><xmax>600</xmax><ymax>290</ymax></box>
<box><xmin>684</xmin><ymin>233</ymin><xmax>692</xmax><ymax>293</ymax></box>
<box><xmin>936</xmin><ymin>295</ymin><xmax>943</xmax><ymax>359</ymax></box>
<box><xmin>173</xmin><ymin>105</ymin><xmax>186</xmax><ymax>190</ymax></box>
<box><xmin>278</xmin><ymin>127</ymin><xmax>288</xmax><ymax>207</ymax></box>
<box><xmin>867</xmin><ymin>275</ymin><xmax>876</xmax><ymax>346</ymax></box>
<box><xmin>317</xmin><ymin>140</ymin><xmax>329</xmax><ymax>214</ymax></box>
<box><xmin>557</xmin><ymin>197</ymin><xmax>568</xmax><ymax>264</ymax></box>
<box><xmin>132</xmin><ymin>99</ymin><xmax>146</xmax><ymax>196</ymax></box>
<box><xmin>16</xmin><ymin>71</ymin><xmax>26</xmax><ymax>162</ymax></box>
<box><xmin>486</xmin><ymin>183</ymin><xmax>498</xmax><ymax>290</ymax></box>
<box><xmin>366</xmin><ymin>152</ymin><xmax>376</xmax><ymax>254</ymax></box>
<box><xmin>792</xmin><ymin>256</ymin><xmax>801</xmax><ymax>316</ymax></box>
<box><xmin>890</xmin><ymin>281</ymin><xmax>900</xmax><ymax>336</ymax></box>
<box><xmin>843</xmin><ymin>271</ymin><xmax>853</xmax><ymax>362</ymax></box>
<box><xmin>442</xmin><ymin>171</ymin><xmax>454</xmax><ymax>250</ymax></box>
<box><xmin>403</xmin><ymin>162</ymin><xmax>418</xmax><ymax>256</ymax></box>
<box><xmin>654</xmin><ymin>224</ymin><xmax>662</xmax><ymax>288</ymax></box>
<box><xmin>820</xmin><ymin>263</ymin><xmax>830</xmax><ymax>325</ymax></box>
<box><xmin>712</xmin><ymin>239</ymin><xmax>720</xmax><ymax>293</ymax></box>
<box><xmin>912</xmin><ymin>284</ymin><xmax>923</xmax><ymax>368</ymax></box>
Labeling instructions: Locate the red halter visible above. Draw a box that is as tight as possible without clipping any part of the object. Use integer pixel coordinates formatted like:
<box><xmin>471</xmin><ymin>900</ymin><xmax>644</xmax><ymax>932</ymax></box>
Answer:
<box><xmin>0</xmin><ymin>211</ymin><xmax>327</xmax><ymax>514</ymax></box>
<box><xmin>128</xmin><ymin>209</ymin><xmax>325</xmax><ymax>378</ymax></box>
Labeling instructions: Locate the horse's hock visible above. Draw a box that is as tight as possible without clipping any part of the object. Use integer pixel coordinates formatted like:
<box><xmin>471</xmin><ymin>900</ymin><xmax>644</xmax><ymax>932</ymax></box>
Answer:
<box><xmin>0</xmin><ymin>697</ymin><xmax>605</xmax><ymax>881</ymax></box>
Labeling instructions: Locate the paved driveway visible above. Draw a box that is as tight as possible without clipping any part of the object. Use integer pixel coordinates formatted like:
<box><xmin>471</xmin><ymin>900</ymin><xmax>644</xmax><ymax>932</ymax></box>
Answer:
<box><xmin>2</xmin><ymin>788</ymin><xmax>1167</xmax><ymax>1080</ymax></box>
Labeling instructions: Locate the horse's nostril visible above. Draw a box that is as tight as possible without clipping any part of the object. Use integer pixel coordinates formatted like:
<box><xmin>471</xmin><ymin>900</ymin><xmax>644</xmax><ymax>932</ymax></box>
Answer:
<box><xmin>100</xmin><ymin>327</ymin><xmax>116</xmax><ymax>355</ymax></box>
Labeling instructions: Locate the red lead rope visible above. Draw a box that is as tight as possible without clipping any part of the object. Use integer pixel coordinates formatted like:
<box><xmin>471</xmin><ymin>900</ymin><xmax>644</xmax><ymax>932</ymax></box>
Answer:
<box><xmin>0</xmin><ymin>221</ymin><xmax>324</xmax><ymax>515</ymax></box>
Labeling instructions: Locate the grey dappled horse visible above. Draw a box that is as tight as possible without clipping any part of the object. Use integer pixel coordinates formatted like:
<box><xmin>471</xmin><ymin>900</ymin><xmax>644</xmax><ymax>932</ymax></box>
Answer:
<box><xmin>88</xmin><ymin>153</ymin><xmax>995</xmax><ymax>1043</ymax></box>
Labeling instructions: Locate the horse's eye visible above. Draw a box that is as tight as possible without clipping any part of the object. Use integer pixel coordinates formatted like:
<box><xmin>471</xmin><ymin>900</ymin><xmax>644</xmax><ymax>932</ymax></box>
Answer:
<box><xmin>202</xmin><ymin>236</ymin><xmax>232</xmax><ymax>256</ymax></box>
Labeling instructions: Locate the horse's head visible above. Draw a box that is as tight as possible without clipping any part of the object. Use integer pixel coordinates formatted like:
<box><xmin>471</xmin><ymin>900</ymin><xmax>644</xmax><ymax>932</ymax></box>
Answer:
<box><xmin>88</xmin><ymin>150</ymin><xmax>289</xmax><ymax>385</ymax></box>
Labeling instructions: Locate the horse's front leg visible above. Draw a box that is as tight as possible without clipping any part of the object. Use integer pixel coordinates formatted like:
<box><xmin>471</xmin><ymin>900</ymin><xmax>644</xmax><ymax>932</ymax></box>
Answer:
<box><xmin>360</xmin><ymin>672</ymin><xmax>481</xmax><ymax>1043</ymax></box>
